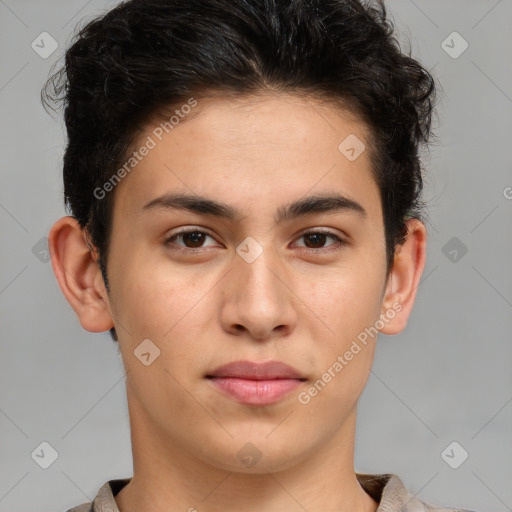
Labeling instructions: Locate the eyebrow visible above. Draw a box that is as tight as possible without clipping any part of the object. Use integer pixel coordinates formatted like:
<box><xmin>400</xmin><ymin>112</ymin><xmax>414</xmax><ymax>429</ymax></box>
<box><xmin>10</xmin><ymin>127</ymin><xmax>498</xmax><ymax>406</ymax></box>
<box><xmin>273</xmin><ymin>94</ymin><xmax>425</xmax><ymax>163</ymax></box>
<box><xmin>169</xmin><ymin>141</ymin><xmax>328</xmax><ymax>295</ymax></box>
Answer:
<box><xmin>142</xmin><ymin>192</ymin><xmax>367</xmax><ymax>224</ymax></box>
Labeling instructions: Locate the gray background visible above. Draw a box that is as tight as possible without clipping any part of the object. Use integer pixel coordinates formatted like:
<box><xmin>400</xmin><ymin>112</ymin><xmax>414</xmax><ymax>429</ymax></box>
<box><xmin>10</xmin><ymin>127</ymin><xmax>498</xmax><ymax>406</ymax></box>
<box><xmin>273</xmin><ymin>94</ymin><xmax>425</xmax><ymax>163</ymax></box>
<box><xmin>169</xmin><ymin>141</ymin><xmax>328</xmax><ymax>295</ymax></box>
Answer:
<box><xmin>1</xmin><ymin>1</ymin><xmax>511</xmax><ymax>511</ymax></box>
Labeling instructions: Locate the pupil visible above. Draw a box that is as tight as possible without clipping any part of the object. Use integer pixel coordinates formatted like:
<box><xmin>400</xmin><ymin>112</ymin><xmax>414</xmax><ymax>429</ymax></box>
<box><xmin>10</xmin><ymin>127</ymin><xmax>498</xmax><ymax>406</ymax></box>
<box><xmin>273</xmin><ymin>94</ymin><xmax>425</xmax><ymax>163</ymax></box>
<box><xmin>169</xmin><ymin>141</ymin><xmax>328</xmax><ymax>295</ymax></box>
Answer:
<box><xmin>305</xmin><ymin>233</ymin><xmax>326</xmax><ymax>248</ymax></box>
<box><xmin>184</xmin><ymin>232</ymin><xmax>204</xmax><ymax>247</ymax></box>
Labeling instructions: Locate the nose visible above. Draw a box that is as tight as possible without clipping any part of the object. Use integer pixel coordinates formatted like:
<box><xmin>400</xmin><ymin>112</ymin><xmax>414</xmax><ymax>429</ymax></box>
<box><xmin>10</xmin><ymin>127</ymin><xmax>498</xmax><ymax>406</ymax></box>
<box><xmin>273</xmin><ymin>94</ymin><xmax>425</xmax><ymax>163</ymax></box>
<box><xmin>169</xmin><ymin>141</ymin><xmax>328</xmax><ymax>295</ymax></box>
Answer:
<box><xmin>219</xmin><ymin>245</ymin><xmax>298</xmax><ymax>342</ymax></box>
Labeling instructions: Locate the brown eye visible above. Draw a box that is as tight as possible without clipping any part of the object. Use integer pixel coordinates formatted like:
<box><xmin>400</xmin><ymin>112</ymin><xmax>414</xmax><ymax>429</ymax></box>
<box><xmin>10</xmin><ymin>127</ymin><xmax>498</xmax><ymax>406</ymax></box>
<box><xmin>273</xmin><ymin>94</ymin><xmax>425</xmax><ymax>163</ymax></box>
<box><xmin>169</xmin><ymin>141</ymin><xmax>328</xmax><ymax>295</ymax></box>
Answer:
<box><xmin>295</xmin><ymin>231</ymin><xmax>345</xmax><ymax>251</ymax></box>
<box><xmin>180</xmin><ymin>231</ymin><xmax>206</xmax><ymax>248</ymax></box>
<box><xmin>164</xmin><ymin>229</ymin><xmax>218</xmax><ymax>250</ymax></box>
<box><xmin>303</xmin><ymin>232</ymin><xmax>328</xmax><ymax>248</ymax></box>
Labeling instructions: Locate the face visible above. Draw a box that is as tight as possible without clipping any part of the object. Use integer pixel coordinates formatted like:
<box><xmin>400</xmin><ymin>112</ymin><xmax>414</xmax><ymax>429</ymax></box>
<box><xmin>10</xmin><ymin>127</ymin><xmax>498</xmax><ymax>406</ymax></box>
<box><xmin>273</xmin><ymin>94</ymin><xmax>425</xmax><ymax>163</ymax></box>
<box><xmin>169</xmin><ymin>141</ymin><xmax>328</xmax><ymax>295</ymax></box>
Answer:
<box><xmin>97</xmin><ymin>93</ymin><xmax>393</xmax><ymax>472</ymax></box>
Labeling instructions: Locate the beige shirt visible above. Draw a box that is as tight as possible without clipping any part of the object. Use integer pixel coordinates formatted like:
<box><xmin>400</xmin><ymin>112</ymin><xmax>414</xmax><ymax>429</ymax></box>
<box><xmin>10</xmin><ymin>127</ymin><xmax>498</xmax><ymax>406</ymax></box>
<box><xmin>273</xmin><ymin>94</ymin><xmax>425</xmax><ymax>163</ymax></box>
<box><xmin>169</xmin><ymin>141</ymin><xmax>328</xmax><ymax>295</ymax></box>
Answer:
<box><xmin>65</xmin><ymin>473</ymin><xmax>476</xmax><ymax>512</ymax></box>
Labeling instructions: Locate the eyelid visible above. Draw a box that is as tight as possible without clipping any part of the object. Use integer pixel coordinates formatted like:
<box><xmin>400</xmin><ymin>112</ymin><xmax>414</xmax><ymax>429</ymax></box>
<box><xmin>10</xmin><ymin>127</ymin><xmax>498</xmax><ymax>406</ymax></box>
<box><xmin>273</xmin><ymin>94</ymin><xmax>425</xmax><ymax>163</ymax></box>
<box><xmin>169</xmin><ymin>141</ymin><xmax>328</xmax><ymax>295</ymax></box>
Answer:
<box><xmin>292</xmin><ymin>229</ymin><xmax>347</xmax><ymax>251</ymax></box>
<box><xmin>164</xmin><ymin>227</ymin><xmax>220</xmax><ymax>248</ymax></box>
<box><xmin>164</xmin><ymin>226</ymin><xmax>348</xmax><ymax>252</ymax></box>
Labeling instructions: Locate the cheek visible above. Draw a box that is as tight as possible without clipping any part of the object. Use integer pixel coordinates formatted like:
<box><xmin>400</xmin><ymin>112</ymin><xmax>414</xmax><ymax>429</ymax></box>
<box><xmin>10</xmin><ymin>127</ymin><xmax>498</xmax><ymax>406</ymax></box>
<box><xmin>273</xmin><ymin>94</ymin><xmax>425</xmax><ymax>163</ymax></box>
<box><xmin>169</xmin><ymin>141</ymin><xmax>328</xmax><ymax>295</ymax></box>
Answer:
<box><xmin>299</xmin><ymin>274</ymin><xmax>382</xmax><ymax>412</ymax></box>
<box><xmin>110</xmin><ymin>250</ymin><xmax>221</xmax><ymax>365</ymax></box>
<box><xmin>303</xmin><ymin>263</ymin><xmax>385</xmax><ymax>342</ymax></box>
<box><xmin>108</xmin><ymin>249</ymin><xmax>183</xmax><ymax>341</ymax></box>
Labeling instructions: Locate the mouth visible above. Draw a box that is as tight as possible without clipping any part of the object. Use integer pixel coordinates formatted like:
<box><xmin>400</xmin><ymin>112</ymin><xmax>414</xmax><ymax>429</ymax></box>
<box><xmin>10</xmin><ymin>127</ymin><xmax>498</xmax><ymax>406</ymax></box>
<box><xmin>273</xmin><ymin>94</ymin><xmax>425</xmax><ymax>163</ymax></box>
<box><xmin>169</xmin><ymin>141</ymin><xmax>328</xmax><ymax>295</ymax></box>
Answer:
<box><xmin>206</xmin><ymin>360</ymin><xmax>307</xmax><ymax>406</ymax></box>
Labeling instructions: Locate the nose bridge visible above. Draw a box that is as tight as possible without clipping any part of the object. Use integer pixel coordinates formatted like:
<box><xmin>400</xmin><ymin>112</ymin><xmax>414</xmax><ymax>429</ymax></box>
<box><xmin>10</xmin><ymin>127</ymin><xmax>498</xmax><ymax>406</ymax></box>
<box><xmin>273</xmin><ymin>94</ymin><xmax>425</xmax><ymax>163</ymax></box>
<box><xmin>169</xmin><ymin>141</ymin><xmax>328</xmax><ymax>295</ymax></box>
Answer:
<box><xmin>235</xmin><ymin>238</ymin><xmax>286</xmax><ymax>305</ymax></box>
<box><xmin>222</xmin><ymin>236</ymin><xmax>296</xmax><ymax>339</ymax></box>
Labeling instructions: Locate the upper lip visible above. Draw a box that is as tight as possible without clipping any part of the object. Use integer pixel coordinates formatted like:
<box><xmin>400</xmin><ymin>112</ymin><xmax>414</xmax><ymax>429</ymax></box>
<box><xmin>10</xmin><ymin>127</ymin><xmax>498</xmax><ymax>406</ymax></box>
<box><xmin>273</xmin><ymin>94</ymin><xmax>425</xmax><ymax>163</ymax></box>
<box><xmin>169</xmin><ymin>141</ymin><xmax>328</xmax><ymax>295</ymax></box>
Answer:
<box><xmin>207</xmin><ymin>360</ymin><xmax>306</xmax><ymax>380</ymax></box>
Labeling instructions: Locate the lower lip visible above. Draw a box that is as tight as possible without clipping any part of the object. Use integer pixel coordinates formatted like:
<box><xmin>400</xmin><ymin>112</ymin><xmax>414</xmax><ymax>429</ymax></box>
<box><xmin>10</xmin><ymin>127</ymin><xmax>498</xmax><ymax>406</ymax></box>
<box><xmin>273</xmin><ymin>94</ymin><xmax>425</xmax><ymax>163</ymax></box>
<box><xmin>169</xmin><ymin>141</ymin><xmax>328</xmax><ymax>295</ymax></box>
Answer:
<box><xmin>208</xmin><ymin>377</ymin><xmax>303</xmax><ymax>405</ymax></box>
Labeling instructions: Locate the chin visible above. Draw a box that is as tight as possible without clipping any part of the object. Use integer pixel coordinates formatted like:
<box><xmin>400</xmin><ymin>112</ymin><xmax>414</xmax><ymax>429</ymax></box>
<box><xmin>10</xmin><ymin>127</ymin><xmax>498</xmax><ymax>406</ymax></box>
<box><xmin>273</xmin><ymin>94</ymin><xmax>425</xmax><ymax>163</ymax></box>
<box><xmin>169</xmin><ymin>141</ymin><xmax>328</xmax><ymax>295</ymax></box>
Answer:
<box><xmin>197</xmin><ymin>434</ymin><xmax>310</xmax><ymax>474</ymax></box>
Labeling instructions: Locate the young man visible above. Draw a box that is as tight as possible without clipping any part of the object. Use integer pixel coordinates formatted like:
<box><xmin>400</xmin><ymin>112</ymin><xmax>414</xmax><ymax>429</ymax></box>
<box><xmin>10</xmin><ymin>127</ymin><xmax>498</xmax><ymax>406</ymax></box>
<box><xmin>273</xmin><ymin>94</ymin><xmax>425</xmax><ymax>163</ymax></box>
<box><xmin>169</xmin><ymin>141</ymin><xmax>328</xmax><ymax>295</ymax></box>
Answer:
<box><xmin>43</xmin><ymin>0</ymin><xmax>475</xmax><ymax>511</ymax></box>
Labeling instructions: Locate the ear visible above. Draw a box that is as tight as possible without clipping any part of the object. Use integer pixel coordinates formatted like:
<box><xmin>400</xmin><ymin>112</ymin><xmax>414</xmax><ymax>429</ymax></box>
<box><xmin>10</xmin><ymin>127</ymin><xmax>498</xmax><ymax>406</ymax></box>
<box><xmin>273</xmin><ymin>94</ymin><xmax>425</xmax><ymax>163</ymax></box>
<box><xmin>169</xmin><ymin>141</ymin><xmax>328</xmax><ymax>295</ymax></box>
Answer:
<box><xmin>378</xmin><ymin>218</ymin><xmax>427</xmax><ymax>335</ymax></box>
<box><xmin>48</xmin><ymin>216</ymin><xmax>115</xmax><ymax>333</ymax></box>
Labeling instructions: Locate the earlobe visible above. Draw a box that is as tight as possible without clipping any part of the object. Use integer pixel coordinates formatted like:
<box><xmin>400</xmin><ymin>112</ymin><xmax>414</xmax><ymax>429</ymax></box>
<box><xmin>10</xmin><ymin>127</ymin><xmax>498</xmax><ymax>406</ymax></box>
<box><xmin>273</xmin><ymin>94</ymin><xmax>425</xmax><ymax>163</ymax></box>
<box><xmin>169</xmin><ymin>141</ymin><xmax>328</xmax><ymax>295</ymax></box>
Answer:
<box><xmin>378</xmin><ymin>218</ymin><xmax>427</xmax><ymax>335</ymax></box>
<box><xmin>48</xmin><ymin>216</ymin><xmax>115</xmax><ymax>333</ymax></box>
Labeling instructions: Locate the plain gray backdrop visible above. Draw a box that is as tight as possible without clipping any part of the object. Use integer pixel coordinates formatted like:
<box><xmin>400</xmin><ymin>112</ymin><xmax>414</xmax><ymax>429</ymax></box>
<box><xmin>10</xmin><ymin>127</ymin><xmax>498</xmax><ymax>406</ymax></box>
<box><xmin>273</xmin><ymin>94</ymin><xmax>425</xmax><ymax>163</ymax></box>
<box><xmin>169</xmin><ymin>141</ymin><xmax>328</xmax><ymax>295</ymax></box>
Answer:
<box><xmin>1</xmin><ymin>1</ymin><xmax>511</xmax><ymax>511</ymax></box>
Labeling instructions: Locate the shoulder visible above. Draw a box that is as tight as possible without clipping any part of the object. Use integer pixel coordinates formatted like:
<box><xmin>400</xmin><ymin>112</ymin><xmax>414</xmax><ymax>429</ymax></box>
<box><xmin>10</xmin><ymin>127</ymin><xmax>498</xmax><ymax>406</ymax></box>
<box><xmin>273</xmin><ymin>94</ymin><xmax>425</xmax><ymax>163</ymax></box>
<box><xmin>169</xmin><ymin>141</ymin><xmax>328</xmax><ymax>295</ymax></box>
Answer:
<box><xmin>64</xmin><ymin>504</ymin><xmax>92</xmax><ymax>512</ymax></box>
<box><xmin>383</xmin><ymin>474</ymin><xmax>477</xmax><ymax>512</ymax></box>
<box><xmin>63</xmin><ymin>477</ymin><xmax>131</xmax><ymax>512</ymax></box>
<box><xmin>356</xmin><ymin>473</ymin><xmax>477</xmax><ymax>512</ymax></box>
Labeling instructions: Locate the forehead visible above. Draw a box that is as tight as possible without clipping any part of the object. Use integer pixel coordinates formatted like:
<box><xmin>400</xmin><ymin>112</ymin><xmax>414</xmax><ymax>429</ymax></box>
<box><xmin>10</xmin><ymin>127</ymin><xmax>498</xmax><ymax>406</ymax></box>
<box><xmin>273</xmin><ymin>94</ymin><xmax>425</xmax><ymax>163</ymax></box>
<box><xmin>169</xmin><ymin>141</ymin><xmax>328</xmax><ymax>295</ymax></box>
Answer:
<box><xmin>112</xmin><ymin>92</ymin><xmax>380</xmax><ymax>223</ymax></box>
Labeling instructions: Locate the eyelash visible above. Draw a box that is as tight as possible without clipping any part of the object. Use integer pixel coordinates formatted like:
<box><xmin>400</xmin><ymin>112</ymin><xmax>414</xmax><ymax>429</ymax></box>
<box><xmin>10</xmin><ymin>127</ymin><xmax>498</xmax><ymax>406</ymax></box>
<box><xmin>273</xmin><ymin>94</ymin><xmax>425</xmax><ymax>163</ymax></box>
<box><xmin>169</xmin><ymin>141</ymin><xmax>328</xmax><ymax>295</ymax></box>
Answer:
<box><xmin>163</xmin><ymin>228</ymin><xmax>347</xmax><ymax>254</ymax></box>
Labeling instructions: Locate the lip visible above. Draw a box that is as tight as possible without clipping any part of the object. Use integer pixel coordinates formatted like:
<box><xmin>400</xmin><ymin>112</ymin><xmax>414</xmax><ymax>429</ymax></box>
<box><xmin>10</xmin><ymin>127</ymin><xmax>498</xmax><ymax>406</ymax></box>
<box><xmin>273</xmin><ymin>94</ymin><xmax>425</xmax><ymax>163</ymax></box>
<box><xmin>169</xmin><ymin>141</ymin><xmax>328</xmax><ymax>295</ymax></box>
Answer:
<box><xmin>206</xmin><ymin>360</ymin><xmax>307</xmax><ymax>406</ymax></box>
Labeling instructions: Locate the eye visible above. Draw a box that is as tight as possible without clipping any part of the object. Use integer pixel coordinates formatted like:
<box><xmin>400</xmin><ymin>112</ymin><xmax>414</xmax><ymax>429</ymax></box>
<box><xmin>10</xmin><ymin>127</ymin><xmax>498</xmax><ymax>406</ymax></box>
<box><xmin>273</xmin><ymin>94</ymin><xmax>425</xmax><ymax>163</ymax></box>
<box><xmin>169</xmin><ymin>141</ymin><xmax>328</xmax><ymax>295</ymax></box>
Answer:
<box><xmin>163</xmin><ymin>228</ymin><xmax>347</xmax><ymax>253</ymax></box>
<box><xmin>164</xmin><ymin>229</ymin><xmax>219</xmax><ymax>250</ymax></box>
<box><xmin>294</xmin><ymin>230</ymin><xmax>346</xmax><ymax>252</ymax></box>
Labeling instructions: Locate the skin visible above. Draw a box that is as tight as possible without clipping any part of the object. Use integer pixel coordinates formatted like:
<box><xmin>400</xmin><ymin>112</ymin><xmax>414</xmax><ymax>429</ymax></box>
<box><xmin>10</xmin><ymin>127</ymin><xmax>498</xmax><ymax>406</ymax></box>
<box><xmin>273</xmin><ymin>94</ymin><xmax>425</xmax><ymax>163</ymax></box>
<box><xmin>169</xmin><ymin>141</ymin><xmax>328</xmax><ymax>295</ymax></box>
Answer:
<box><xmin>49</xmin><ymin>93</ymin><xmax>426</xmax><ymax>512</ymax></box>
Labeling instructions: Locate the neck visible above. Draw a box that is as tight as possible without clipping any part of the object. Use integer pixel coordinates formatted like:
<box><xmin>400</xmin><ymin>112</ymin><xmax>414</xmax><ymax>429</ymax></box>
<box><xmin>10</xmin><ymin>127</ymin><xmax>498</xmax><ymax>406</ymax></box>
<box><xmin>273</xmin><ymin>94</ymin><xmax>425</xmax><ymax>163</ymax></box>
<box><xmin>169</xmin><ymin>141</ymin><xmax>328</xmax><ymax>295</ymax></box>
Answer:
<box><xmin>115</xmin><ymin>386</ymin><xmax>379</xmax><ymax>512</ymax></box>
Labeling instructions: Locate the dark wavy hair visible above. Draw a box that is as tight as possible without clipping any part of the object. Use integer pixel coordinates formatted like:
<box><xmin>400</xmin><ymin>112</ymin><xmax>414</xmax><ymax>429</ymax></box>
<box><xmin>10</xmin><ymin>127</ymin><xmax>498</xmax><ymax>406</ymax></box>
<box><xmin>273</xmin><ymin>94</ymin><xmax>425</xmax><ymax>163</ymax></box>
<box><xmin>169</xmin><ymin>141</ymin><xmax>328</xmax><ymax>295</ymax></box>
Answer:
<box><xmin>42</xmin><ymin>0</ymin><xmax>437</xmax><ymax>342</ymax></box>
